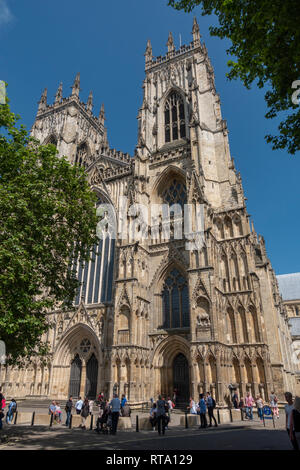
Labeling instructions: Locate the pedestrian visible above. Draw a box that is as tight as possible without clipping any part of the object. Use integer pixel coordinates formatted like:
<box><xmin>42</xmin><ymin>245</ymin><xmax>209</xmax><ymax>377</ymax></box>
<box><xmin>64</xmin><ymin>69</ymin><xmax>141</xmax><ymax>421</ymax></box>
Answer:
<box><xmin>0</xmin><ymin>408</ymin><xmax>4</xmax><ymax>430</ymax></box>
<box><xmin>96</xmin><ymin>400</ymin><xmax>110</xmax><ymax>433</ymax></box>
<box><xmin>88</xmin><ymin>399</ymin><xmax>94</xmax><ymax>415</ymax></box>
<box><xmin>188</xmin><ymin>397</ymin><xmax>197</xmax><ymax>415</ymax></box>
<box><xmin>75</xmin><ymin>396</ymin><xmax>83</xmax><ymax>415</ymax></box>
<box><xmin>232</xmin><ymin>391</ymin><xmax>238</xmax><ymax>409</ymax></box>
<box><xmin>121</xmin><ymin>402</ymin><xmax>131</xmax><ymax>417</ymax></box>
<box><xmin>6</xmin><ymin>398</ymin><xmax>17</xmax><ymax>424</ymax></box>
<box><xmin>289</xmin><ymin>395</ymin><xmax>300</xmax><ymax>451</ymax></box>
<box><xmin>109</xmin><ymin>393</ymin><xmax>121</xmax><ymax>435</ymax></box>
<box><xmin>55</xmin><ymin>402</ymin><xmax>62</xmax><ymax>423</ymax></box>
<box><xmin>256</xmin><ymin>395</ymin><xmax>264</xmax><ymax>421</ymax></box>
<box><xmin>206</xmin><ymin>392</ymin><xmax>217</xmax><ymax>427</ymax></box>
<box><xmin>120</xmin><ymin>394</ymin><xmax>127</xmax><ymax>415</ymax></box>
<box><xmin>244</xmin><ymin>392</ymin><xmax>254</xmax><ymax>420</ymax></box>
<box><xmin>149</xmin><ymin>404</ymin><xmax>157</xmax><ymax>430</ymax></box>
<box><xmin>80</xmin><ymin>398</ymin><xmax>90</xmax><ymax>429</ymax></box>
<box><xmin>49</xmin><ymin>400</ymin><xmax>56</xmax><ymax>420</ymax></box>
<box><xmin>269</xmin><ymin>391</ymin><xmax>279</xmax><ymax>419</ymax></box>
<box><xmin>198</xmin><ymin>393</ymin><xmax>207</xmax><ymax>429</ymax></box>
<box><xmin>65</xmin><ymin>396</ymin><xmax>73</xmax><ymax>426</ymax></box>
<box><xmin>156</xmin><ymin>395</ymin><xmax>167</xmax><ymax>435</ymax></box>
<box><xmin>285</xmin><ymin>392</ymin><xmax>299</xmax><ymax>451</ymax></box>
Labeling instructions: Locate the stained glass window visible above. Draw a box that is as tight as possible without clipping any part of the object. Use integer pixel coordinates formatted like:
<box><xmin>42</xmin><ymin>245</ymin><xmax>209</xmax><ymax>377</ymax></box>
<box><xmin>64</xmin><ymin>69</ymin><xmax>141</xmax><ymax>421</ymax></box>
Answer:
<box><xmin>162</xmin><ymin>269</ymin><xmax>190</xmax><ymax>328</ymax></box>
<box><xmin>162</xmin><ymin>179</ymin><xmax>187</xmax><ymax>208</ymax></box>
<box><xmin>164</xmin><ymin>92</ymin><xmax>186</xmax><ymax>143</ymax></box>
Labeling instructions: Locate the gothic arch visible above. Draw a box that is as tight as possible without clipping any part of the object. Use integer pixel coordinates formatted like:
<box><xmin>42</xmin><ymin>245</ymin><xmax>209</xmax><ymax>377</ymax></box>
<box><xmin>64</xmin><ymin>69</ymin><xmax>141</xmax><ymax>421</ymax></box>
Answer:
<box><xmin>152</xmin><ymin>165</ymin><xmax>186</xmax><ymax>204</ymax></box>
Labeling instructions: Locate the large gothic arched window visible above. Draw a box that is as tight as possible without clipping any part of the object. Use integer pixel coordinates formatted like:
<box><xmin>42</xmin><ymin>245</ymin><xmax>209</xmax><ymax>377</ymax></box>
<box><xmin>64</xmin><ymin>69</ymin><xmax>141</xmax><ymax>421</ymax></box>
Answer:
<box><xmin>162</xmin><ymin>268</ymin><xmax>190</xmax><ymax>329</ymax></box>
<box><xmin>164</xmin><ymin>91</ymin><xmax>186</xmax><ymax>143</ymax></box>
<box><xmin>73</xmin><ymin>197</ymin><xmax>115</xmax><ymax>305</ymax></box>
<box><xmin>162</xmin><ymin>178</ymin><xmax>187</xmax><ymax>208</ymax></box>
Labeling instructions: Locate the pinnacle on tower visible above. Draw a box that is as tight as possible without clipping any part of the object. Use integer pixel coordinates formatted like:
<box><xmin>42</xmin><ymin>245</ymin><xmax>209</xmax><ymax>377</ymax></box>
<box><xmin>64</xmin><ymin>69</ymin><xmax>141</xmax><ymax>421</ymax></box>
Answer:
<box><xmin>167</xmin><ymin>31</ymin><xmax>175</xmax><ymax>54</ymax></box>
<box><xmin>145</xmin><ymin>39</ymin><xmax>153</xmax><ymax>66</ymax></box>
<box><xmin>55</xmin><ymin>82</ymin><xmax>63</xmax><ymax>104</ymax></box>
<box><xmin>192</xmin><ymin>17</ymin><xmax>200</xmax><ymax>45</ymax></box>
<box><xmin>99</xmin><ymin>103</ymin><xmax>105</xmax><ymax>125</ymax></box>
<box><xmin>71</xmin><ymin>72</ymin><xmax>80</xmax><ymax>97</ymax></box>
<box><xmin>38</xmin><ymin>87</ymin><xmax>47</xmax><ymax>112</ymax></box>
<box><xmin>87</xmin><ymin>91</ymin><xmax>93</xmax><ymax>112</ymax></box>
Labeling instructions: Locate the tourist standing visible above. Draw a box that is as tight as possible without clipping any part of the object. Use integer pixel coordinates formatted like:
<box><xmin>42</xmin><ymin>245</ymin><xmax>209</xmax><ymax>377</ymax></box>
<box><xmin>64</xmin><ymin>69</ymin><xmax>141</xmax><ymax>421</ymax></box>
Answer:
<box><xmin>6</xmin><ymin>398</ymin><xmax>17</xmax><ymax>424</ymax></box>
<box><xmin>65</xmin><ymin>396</ymin><xmax>73</xmax><ymax>426</ymax></box>
<box><xmin>256</xmin><ymin>395</ymin><xmax>264</xmax><ymax>421</ymax></box>
<box><xmin>188</xmin><ymin>397</ymin><xmax>197</xmax><ymax>415</ymax></box>
<box><xmin>80</xmin><ymin>398</ymin><xmax>90</xmax><ymax>429</ymax></box>
<box><xmin>88</xmin><ymin>399</ymin><xmax>94</xmax><ymax>415</ymax></box>
<box><xmin>75</xmin><ymin>396</ymin><xmax>83</xmax><ymax>415</ymax></box>
<box><xmin>285</xmin><ymin>392</ymin><xmax>299</xmax><ymax>450</ymax></box>
<box><xmin>245</xmin><ymin>392</ymin><xmax>254</xmax><ymax>420</ymax></box>
<box><xmin>55</xmin><ymin>402</ymin><xmax>62</xmax><ymax>423</ymax></box>
<box><xmin>156</xmin><ymin>395</ymin><xmax>167</xmax><ymax>435</ymax></box>
<box><xmin>270</xmin><ymin>391</ymin><xmax>279</xmax><ymax>419</ymax></box>
<box><xmin>206</xmin><ymin>392</ymin><xmax>217</xmax><ymax>427</ymax></box>
<box><xmin>198</xmin><ymin>393</ymin><xmax>207</xmax><ymax>429</ymax></box>
<box><xmin>232</xmin><ymin>391</ymin><xmax>238</xmax><ymax>409</ymax></box>
<box><xmin>149</xmin><ymin>404</ymin><xmax>157</xmax><ymax>430</ymax></box>
<box><xmin>109</xmin><ymin>393</ymin><xmax>121</xmax><ymax>435</ymax></box>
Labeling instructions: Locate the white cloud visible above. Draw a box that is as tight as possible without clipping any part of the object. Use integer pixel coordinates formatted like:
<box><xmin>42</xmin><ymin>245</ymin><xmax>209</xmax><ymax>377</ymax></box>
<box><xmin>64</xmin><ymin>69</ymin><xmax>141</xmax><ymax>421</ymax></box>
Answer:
<box><xmin>0</xmin><ymin>0</ymin><xmax>13</xmax><ymax>26</ymax></box>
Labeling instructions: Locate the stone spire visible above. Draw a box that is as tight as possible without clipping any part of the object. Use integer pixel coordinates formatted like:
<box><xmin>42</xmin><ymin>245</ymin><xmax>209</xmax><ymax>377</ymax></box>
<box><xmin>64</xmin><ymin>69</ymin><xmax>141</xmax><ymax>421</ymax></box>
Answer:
<box><xmin>166</xmin><ymin>32</ymin><xmax>175</xmax><ymax>54</ymax></box>
<box><xmin>145</xmin><ymin>39</ymin><xmax>153</xmax><ymax>66</ymax></box>
<box><xmin>71</xmin><ymin>72</ymin><xmax>80</xmax><ymax>97</ymax></box>
<box><xmin>86</xmin><ymin>91</ymin><xmax>93</xmax><ymax>112</ymax></box>
<box><xmin>192</xmin><ymin>17</ymin><xmax>200</xmax><ymax>46</ymax></box>
<box><xmin>38</xmin><ymin>88</ymin><xmax>47</xmax><ymax>113</ymax></box>
<box><xmin>55</xmin><ymin>82</ymin><xmax>63</xmax><ymax>104</ymax></box>
<box><xmin>99</xmin><ymin>103</ymin><xmax>105</xmax><ymax>125</ymax></box>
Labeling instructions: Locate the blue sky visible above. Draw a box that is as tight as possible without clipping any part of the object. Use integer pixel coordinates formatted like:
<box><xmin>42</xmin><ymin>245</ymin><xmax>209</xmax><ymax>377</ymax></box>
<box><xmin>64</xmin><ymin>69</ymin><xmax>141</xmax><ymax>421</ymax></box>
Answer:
<box><xmin>1</xmin><ymin>0</ymin><xmax>299</xmax><ymax>275</ymax></box>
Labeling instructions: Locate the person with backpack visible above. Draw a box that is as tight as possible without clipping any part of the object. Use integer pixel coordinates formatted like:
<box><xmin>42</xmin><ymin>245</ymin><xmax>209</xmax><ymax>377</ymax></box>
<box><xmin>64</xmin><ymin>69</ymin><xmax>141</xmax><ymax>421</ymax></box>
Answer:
<box><xmin>289</xmin><ymin>395</ymin><xmax>300</xmax><ymax>451</ymax></box>
<box><xmin>6</xmin><ymin>399</ymin><xmax>17</xmax><ymax>424</ymax></box>
<box><xmin>65</xmin><ymin>396</ymin><xmax>73</xmax><ymax>426</ymax></box>
<box><xmin>206</xmin><ymin>392</ymin><xmax>217</xmax><ymax>427</ymax></box>
<box><xmin>156</xmin><ymin>395</ymin><xmax>167</xmax><ymax>435</ymax></box>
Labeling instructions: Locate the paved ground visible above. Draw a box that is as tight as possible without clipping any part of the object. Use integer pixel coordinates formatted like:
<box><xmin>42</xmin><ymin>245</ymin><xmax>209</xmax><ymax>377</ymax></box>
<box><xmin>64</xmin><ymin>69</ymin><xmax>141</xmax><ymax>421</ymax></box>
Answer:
<box><xmin>0</xmin><ymin>413</ymin><xmax>295</xmax><ymax>450</ymax></box>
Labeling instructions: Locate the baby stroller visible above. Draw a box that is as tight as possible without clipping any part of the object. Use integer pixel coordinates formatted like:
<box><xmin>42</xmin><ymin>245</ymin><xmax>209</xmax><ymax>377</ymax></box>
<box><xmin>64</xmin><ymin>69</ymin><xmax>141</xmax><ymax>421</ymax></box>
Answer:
<box><xmin>96</xmin><ymin>409</ymin><xmax>112</xmax><ymax>435</ymax></box>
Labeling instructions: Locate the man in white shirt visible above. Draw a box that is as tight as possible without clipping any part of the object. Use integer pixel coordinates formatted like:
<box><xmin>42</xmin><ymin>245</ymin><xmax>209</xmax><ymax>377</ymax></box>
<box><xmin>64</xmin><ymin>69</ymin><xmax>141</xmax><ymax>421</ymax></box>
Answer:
<box><xmin>75</xmin><ymin>397</ymin><xmax>83</xmax><ymax>415</ymax></box>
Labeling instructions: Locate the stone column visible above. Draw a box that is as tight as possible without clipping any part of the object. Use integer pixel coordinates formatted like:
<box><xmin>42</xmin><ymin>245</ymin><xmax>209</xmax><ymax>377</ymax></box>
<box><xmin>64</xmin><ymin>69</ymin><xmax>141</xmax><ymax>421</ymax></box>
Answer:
<box><xmin>80</xmin><ymin>361</ymin><xmax>86</xmax><ymax>397</ymax></box>
<box><xmin>216</xmin><ymin>356</ymin><xmax>224</xmax><ymax>405</ymax></box>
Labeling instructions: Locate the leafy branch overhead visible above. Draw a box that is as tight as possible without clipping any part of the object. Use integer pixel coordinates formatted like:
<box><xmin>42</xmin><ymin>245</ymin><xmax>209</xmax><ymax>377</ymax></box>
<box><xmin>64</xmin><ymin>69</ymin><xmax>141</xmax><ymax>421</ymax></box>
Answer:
<box><xmin>168</xmin><ymin>0</ymin><xmax>300</xmax><ymax>154</ymax></box>
<box><xmin>0</xmin><ymin>98</ymin><xmax>99</xmax><ymax>363</ymax></box>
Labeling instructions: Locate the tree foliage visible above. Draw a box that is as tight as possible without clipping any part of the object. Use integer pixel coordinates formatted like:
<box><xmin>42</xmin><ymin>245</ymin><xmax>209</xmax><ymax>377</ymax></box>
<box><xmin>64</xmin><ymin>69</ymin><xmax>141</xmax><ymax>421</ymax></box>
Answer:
<box><xmin>0</xmin><ymin>98</ymin><xmax>99</xmax><ymax>363</ymax></box>
<box><xmin>168</xmin><ymin>0</ymin><xmax>300</xmax><ymax>154</ymax></box>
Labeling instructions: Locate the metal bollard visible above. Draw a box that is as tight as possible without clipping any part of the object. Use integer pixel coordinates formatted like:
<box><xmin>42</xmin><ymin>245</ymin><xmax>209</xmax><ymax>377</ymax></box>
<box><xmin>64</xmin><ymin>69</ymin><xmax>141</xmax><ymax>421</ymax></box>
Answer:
<box><xmin>90</xmin><ymin>414</ymin><xmax>94</xmax><ymax>430</ymax></box>
<box><xmin>185</xmin><ymin>411</ymin><xmax>188</xmax><ymax>429</ymax></box>
<box><xmin>217</xmin><ymin>409</ymin><xmax>220</xmax><ymax>424</ymax></box>
<box><xmin>31</xmin><ymin>411</ymin><xmax>35</xmax><ymax>426</ymax></box>
<box><xmin>136</xmin><ymin>414</ymin><xmax>139</xmax><ymax>432</ymax></box>
<box><xmin>241</xmin><ymin>408</ymin><xmax>244</xmax><ymax>421</ymax></box>
<box><xmin>14</xmin><ymin>411</ymin><xmax>18</xmax><ymax>425</ymax></box>
<box><xmin>69</xmin><ymin>413</ymin><xmax>72</xmax><ymax>429</ymax></box>
<box><xmin>229</xmin><ymin>408</ymin><xmax>233</xmax><ymax>422</ymax></box>
<box><xmin>49</xmin><ymin>413</ymin><xmax>53</xmax><ymax>427</ymax></box>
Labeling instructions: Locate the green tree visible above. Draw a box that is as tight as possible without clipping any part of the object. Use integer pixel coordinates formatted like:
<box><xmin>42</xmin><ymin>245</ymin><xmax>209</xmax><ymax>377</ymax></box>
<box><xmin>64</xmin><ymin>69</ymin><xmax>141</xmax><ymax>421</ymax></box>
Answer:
<box><xmin>168</xmin><ymin>0</ymin><xmax>300</xmax><ymax>154</ymax></box>
<box><xmin>0</xmin><ymin>98</ymin><xmax>99</xmax><ymax>363</ymax></box>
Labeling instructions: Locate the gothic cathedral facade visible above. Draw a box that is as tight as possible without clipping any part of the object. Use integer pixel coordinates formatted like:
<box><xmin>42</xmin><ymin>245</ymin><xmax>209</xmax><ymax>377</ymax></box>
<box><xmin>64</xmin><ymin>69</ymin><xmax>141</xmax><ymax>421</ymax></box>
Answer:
<box><xmin>1</xmin><ymin>19</ymin><xmax>296</xmax><ymax>405</ymax></box>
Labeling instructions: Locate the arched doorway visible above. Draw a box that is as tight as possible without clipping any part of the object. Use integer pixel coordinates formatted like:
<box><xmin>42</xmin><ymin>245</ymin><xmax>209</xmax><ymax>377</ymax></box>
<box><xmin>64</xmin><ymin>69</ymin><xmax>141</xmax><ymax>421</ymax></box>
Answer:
<box><xmin>85</xmin><ymin>354</ymin><xmax>98</xmax><ymax>399</ymax></box>
<box><xmin>69</xmin><ymin>354</ymin><xmax>82</xmax><ymax>397</ymax></box>
<box><xmin>173</xmin><ymin>353</ymin><xmax>189</xmax><ymax>407</ymax></box>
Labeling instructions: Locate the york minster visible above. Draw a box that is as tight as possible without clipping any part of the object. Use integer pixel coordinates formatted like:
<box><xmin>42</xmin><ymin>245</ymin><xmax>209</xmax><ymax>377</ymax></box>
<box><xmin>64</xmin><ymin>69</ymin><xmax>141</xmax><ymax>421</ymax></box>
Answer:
<box><xmin>0</xmin><ymin>19</ymin><xmax>298</xmax><ymax>406</ymax></box>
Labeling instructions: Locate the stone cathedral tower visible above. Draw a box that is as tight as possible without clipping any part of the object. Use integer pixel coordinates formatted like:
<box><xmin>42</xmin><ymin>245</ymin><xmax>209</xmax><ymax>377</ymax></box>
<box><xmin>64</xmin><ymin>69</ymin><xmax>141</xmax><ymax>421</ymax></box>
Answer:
<box><xmin>1</xmin><ymin>19</ymin><xmax>296</xmax><ymax>405</ymax></box>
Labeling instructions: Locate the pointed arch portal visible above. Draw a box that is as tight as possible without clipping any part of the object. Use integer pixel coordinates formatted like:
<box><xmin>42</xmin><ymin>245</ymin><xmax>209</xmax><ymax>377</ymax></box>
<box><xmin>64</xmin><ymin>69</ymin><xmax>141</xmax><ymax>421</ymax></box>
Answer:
<box><xmin>69</xmin><ymin>354</ymin><xmax>82</xmax><ymax>397</ymax></box>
